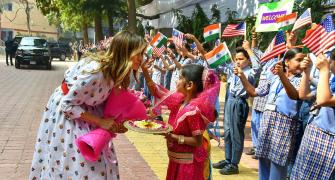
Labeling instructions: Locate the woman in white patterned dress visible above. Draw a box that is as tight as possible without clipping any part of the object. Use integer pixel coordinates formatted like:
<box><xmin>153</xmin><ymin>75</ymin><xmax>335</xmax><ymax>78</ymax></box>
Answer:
<box><xmin>29</xmin><ymin>31</ymin><xmax>147</xmax><ymax>180</ymax></box>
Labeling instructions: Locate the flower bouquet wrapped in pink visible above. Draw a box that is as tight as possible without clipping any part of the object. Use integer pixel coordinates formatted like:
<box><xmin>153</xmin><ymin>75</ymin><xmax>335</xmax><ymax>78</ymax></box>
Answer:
<box><xmin>76</xmin><ymin>88</ymin><xmax>147</xmax><ymax>162</ymax></box>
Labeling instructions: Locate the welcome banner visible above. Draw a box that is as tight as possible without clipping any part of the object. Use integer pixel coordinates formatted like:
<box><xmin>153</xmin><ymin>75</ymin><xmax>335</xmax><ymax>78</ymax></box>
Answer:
<box><xmin>255</xmin><ymin>0</ymin><xmax>294</xmax><ymax>32</ymax></box>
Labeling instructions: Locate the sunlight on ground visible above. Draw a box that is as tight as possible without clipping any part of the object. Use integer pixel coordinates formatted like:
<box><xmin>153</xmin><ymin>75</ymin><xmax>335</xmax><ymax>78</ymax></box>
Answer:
<box><xmin>125</xmin><ymin>131</ymin><xmax>258</xmax><ymax>180</ymax></box>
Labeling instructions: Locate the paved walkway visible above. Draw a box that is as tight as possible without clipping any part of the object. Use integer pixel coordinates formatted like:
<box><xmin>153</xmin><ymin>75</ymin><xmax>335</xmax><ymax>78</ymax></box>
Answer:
<box><xmin>0</xmin><ymin>58</ymin><xmax>258</xmax><ymax>179</ymax></box>
<box><xmin>0</xmin><ymin>59</ymin><xmax>157</xmax><ymax>179</ymax></box>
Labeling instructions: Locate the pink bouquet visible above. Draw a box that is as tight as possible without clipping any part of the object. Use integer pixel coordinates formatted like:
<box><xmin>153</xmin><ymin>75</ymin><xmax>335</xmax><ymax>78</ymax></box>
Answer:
<box><xmin>76</xmin><ymin>88</ymin><xmax>147</xmax><ymax>162</ymax></box>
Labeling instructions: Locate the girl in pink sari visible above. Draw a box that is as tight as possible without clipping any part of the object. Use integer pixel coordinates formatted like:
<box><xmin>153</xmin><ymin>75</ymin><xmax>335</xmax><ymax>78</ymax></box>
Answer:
<box><xmin>142</xmin><ymin>62</ymin><xmax>220</xmax><ymax>180</ymax></box>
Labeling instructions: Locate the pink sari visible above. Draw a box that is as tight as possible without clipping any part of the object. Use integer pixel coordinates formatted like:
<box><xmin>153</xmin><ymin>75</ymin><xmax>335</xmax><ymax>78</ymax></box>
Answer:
<box><xmin>150</xmin><ymin>70</ymin><xmax>220</xmax><ymax>180</ymax></box>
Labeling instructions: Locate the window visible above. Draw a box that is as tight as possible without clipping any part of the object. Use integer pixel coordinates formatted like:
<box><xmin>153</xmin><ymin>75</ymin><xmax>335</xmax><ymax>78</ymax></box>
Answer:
<box><xmin>3</xmin><ymin>3</ymin><xmax>13</xmax><ymax>11</ymax></box>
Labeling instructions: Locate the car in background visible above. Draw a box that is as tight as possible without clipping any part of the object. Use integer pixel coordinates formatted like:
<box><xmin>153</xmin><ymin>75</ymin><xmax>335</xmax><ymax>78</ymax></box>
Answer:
<box><xmin>48</xmin><ymin>42</ymin><xmax>72</xmax><ymax>61</ymax></box>
<box><xmin>15</xmin><ymin>37</ymin><xmax>52</xmax><ymax>70</ymax></box>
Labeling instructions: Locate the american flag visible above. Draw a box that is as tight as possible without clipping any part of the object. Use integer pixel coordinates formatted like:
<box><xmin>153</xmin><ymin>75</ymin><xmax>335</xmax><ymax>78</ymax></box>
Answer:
<box><xmin>190</xmin><ymin>42</ymin><xmax>198</xmax><ymax>51</ymax></box>
<box><xmin>222</xmin><ymin>22</ymin><xmax>246</xmax><ymax>38</ymax></box>
<box><xmin>292</xmin><ymin>8</ymin><xmax>312</xmax><ymax>32</ymax></box>
<box><xmin>172</xmin><ymin>29</ymin><xmax>184</xmax><ymax>47</ymax></box>
<box><xmin>153</xmin><ymin>45</ymin><xmax>166</xmax><ymax>56</ymax></box>
<box><xmin>261</xmin><ymin>30</ymin><xmax>286</xmax><ymax>62</ymax></box>
<box><xmin>302</xmin><ymin>15</ymin><xmax>335</xmax><ymax>55</ymax></box>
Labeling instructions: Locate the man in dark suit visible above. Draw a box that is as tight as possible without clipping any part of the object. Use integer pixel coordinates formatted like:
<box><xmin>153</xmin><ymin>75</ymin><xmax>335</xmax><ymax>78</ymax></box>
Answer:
<box><xmin>5</xmin><ymin>38</ymin><xmax>14</xmax><ymax>66</ymax></box>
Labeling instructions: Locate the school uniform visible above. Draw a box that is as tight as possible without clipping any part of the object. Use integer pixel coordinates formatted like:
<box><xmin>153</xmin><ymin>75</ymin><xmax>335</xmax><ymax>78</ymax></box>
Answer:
<box><xmin>251</xmin><ymin>57</ymin><xmax>278</xmax><ymax>150</ymax></box>
<box><xmin>255</xmin><ymin>74</ymin><xmax>302</xmax><ymax>180</ymax></box>
<box><xmin>217</xmin><ymin>55</ymin><xmax>261</xmax><ymax>166</ymax></box>
<box><xmin>291</xmin><ymin>80</ymin><xmax>335</xmax><ymax>180</ymax></box>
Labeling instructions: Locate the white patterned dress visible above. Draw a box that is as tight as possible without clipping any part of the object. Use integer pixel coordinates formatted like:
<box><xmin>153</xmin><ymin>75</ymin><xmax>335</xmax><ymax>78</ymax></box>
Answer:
<box><xmin>30</xmin><ymin>58</ymin><xmax>119</xmax><ymax>180</ymax></box>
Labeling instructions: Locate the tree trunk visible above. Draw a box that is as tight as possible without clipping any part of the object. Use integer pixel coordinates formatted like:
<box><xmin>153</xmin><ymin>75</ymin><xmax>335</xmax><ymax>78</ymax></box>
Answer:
<box><xmin>107</xmin><ymin>11</ymin><xmax>114</xmax><ymax>37</ymax></box>
<box><xmin>82</xmin><ymin>20</ymin><xmax>89</xmax><ymax>45</ymax></box>
<box><xmin>21</xmin><ymin>0</ymin><xmax>31</xmax><ymax>35</ymax></box>
<box><xmin>127</xmin><ymin>0</ymin><xmax>137</xmax><ymax>33</ymax></box>
<box><xmin>94</xmin><ymin>11</ymin><xmax>103</xmax><ymax>43</ymax></box>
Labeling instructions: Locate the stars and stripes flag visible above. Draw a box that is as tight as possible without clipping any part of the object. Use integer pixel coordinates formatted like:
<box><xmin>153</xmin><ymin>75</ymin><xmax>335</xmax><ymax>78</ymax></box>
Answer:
<box><xmin>153</xmin><ymin>45</ymin><xmax>166</xmax><ymax>56</ymax></box>
<box><xmin>292</xmin><ymin>8</ymin><xmax>312</xmax><ymax>32</ymax></box>
<box><xmin>302</xmin><ymin>15</ymin><xmax>335</xmax><ymax>55</ymax></box>
<box><xmin>190</xmin><ymin>42</ymin><xmax>198</xmax><ymax>52</ymax></box>
<box><xmin>172</xmin><ymin>29</ymin><xmax>184</xmax><ymax>47</ymax></box>
<box><xmin>261</xmin><ymin>30</ymin><xmax>286</xmax><ymax>62</ymax></box>
<box><xmin>222</xmin><ymin>22</ymin><xmax>246</xmax><ymax>38</ymax></box>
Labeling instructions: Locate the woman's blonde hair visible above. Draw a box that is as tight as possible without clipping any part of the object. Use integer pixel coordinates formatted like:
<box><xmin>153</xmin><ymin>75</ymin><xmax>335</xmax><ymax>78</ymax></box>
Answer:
<box><xmin>90</xmin><ymin>31</ymin><xmax>147</xmax><ymax>88</ymax></box>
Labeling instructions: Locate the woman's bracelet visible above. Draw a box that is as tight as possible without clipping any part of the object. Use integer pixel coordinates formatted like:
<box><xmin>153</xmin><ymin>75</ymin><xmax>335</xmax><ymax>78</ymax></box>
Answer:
<box><xmin>178</xmin><ymin>135</ymin><xmax>185</xmax><ymax>144</ymax></box>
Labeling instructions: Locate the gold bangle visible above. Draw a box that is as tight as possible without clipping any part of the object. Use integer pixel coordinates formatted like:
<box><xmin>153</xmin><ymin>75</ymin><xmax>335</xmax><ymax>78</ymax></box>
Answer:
<box><xmin>178</xmin><ymin>135</ymin><xmax>185</xmax><ymax>144</ymax></box>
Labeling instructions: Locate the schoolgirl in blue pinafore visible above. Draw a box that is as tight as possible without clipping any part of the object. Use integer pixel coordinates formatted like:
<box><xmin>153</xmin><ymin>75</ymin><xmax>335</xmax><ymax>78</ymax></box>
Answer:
<box><xmin>291</xmin><ymin>77</ymin><xmax>335</xmax><ymax>180</ymax></box>
<box><xmin>255</xmin><ymin>72</ymin><xmax>302</xmax><ymax>180</ymax></box>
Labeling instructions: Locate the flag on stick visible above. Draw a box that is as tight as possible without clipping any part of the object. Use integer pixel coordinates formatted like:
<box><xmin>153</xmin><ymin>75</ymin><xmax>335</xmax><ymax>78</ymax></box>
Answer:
<box><xmin>153</xmin><ymin>45</ymin><xmax>166</xmax><ymax>56</ymax></box>
<box><xmin>222</xmin><ymin>22</ymin><xmax>246</xmax><ymax>38</ymax></box>
<box><xmin>276</xmin><ymin>12</ymin><xmax>297</xmax><ymax>31</ymax></box>
<box><xmin>205</xmin><ymin>42</ymin><xmax>232</xmax><ymax>68</ymax></box>
<box><xmin>150</xmin><ymin>32</ymin><xmax>168</xmax><ymax>48</ymax></box>
<box><xmin>292</xmin><ymin>8</ymin><xmax>312</xmax><ymax>32</ymax></box>
<box><xmin>203</xmin><ymin>23</ymin><xmax>221</xmax><ymax>42</ymax></box>
<box><xmin>302</xmin><ymin>15</ymin><xmax>335</xmax><ymax>55</ymax></box>
<box><xmin>172</xmin><ymin>29</ymin><xmax>184</xmax><ymax>47</ymax></box>
<box><xmin>261</xmin><ymin>30</ymin><xmax>286</xmax><ymax>62</ymax></box>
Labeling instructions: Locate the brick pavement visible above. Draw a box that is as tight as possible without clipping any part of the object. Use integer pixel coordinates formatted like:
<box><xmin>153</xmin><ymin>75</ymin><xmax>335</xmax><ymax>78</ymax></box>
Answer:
<box><xmin>0</xmin><ymin>57</ymin><xmax>258</xmax><ymax>180</ymax></box>
<box><xmin>0</xmin><ymin>59</ymin><xmax>157</xmax><ymax>180</ymax></box>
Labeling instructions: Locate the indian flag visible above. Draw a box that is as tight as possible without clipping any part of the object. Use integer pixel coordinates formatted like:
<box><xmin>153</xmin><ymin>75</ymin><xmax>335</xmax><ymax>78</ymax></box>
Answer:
<box><xmin>204</xmin><ymin>23</ymin><xmax>221</xmax><ymax>42</ymax></box>
<box><xmin>146</xmin><ymin>45</ymin><xmax>153</xmax><ymax>57</ymax></box>
<box><xmin>150</xmin><ymin>32</ymin><xmax>167</xmax><ymax>48</ymax></box>
<box><xmin>276</xmin><ymin>12</ymin><xmax>297</xmax><ymax>31</ymax></box>
<box><xmin>205</xmin><ymin>42</ymin><xmax>232</xmax><ymax>69</ymax></box>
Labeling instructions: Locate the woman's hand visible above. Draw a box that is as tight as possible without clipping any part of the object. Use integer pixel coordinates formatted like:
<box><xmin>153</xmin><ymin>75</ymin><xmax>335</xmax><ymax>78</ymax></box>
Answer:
<box><xmin>99</xmin><ymin>118</ymin><xmax>128</xmax><ymax>133</ymax></box>
<box><xmin>146</xmin><ymin>107</ymin><xmax>157</xmax><ymax>119</ymax></box>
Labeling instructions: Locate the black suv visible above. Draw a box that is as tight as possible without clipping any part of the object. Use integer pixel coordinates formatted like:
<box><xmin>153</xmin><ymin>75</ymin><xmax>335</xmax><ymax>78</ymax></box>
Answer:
<box><xmin>15</xmin><ymin>37</ymin><xmax>52</xmax><ymax>70</ymax></box>
<box><xmin>49</xmin><ymin>42</ymin><xmax>72</xmax><ymax>61</ymax></box>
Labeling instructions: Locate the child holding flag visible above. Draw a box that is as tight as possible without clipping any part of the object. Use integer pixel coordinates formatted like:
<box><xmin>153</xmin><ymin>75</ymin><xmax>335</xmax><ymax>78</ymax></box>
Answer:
<box><xmin>234</xmin><ymin>48</ymin><xmax>304</xmax><ymax>179</ymax></box>
<box><xmin>291</xmin><ymin>51</ymin><xmax>335</xmax><ymax>180</ymax></box>
<box><xmin>212</xmin><ymin>40</ymin><xmax>261</xmax><ymax>175</ymax></box>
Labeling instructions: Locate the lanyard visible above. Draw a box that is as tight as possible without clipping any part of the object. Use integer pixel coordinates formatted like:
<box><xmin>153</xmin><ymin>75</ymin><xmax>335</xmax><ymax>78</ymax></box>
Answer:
<box><xmin>272</xmin><ymin>81</ymin><xmax>284</xmax><ymax>103</ymax></box>
<box><xmin>230</xmin><ymin>75</ymin><xmax>239</xmax><ymax>94</ymax></box>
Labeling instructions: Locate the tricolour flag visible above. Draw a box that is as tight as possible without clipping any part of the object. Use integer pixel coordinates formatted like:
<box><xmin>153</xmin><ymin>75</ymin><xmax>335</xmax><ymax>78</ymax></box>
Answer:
<box><xmin>292</xmin><ymin>8</ymin><xmax>312</xmax><ymax>32</ymax></box>
<box><xmin>205</xmin><ymin>42</ymin><xmax>232</xmax><ymax>69</ymax></box>
<box><xmin>261</xmin><ymin>30</ymin><xmax>286</xmax><ymax>62</ymax></box>
<box><xmin>150</xmin><ymin>32</ymin><xmax>168</xmax><ymax>48</ymax></box>
<box><xmin>276</xmin><ymin>12</ymin><xmax>297</xmax><ymax>31</ymax></box>
<box><xmin>302</xmin><ymin>15</ymin><xmax>335</xmax><ymax>55</ymax></box>
<box><xmin>172</xmin><ymin>29</ymin><xmax>184</xmax><ymax>47</ymax></box>
<box><xmin>146</xmin><ymin>45</ymin><xmax>153</xmax><ymax>57</ymax></box>
<box><xmin>222</xmin><ymin>22</ymin><xmax>246</xmax><ymax>38</ymax></box>
<box><xmin>203</xmin><ymin>23</ymin><xmax>221</xmax><ymax>42</ymax></box>
<box><xmin>153</xmin><ymin>45</ymin><xmax>166</xmax><ymax>56</ymax></box>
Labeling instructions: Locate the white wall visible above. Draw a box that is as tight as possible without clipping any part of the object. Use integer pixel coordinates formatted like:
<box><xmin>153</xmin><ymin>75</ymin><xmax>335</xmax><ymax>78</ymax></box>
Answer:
<box><xmin>138</xmin><ymin>0</ymin><xmax>261</xmax><ymax>29</ymax></box>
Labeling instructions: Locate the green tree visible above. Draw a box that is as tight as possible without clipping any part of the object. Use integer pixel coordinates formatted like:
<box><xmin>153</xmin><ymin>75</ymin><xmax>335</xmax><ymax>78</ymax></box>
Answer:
<box><xmin>210</xmin><ymin>4</ymin><xmax>221</xmax><ymax>24</ymax></box>
<box><xmin>174</xmin><ymin>9</ymin><xmax>193</xmax><ymax>34</ymax></box>
<box><xmin>191</xmin><ymin>4</ymin><xmax>210</xmax><ymax>41</ymax></box>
